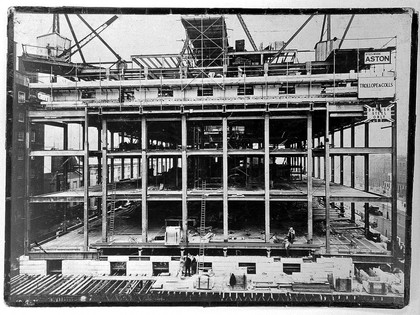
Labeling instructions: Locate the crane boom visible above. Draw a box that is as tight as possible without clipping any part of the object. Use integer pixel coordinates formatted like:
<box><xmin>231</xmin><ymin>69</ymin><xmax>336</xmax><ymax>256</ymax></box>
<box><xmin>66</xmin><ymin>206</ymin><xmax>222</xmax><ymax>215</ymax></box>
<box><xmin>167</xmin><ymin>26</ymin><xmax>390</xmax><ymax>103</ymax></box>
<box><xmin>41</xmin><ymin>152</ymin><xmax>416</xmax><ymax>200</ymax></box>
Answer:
<box><xmin>58</xmin><ymin>15</ymin><xmax>118</xmax><ymax>59</ymax></box>
<box><xmin>236</xmin><ymin>14</ymin><xmax>258</xmax><ymax>51</ymax></box>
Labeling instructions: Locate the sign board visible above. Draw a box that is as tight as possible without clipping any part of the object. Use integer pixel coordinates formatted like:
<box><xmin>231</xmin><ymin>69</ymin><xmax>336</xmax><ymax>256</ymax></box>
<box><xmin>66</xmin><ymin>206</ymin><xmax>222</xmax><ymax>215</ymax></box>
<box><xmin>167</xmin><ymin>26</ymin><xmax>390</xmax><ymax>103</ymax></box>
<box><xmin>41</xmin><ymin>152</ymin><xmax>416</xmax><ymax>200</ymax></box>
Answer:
<box><xmin>37</xmin><ymin>92</ymin><xmax>51</xmax><ymax>102</ymax></box>
<box><xmin>364</xmin><ymin>51</ymin><xmax>392</xmax><ymax>64</ymax></box>
<box><xmin>358</xmin><ymin>76</ymin><xmax>395</xmax><ymax>99</ymax></box>
<box><xmin>363</xmin><ymin>104</ymin><xmax>394</xmax><ymax>123</ymax></box>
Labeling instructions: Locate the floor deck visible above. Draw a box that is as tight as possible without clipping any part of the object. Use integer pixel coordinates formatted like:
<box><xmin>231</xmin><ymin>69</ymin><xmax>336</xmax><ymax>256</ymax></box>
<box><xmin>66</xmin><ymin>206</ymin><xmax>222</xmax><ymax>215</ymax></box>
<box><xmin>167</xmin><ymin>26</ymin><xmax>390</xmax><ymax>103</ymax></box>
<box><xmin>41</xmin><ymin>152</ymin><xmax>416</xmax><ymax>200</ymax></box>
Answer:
<box><xmin>31</xmin><ymin>178</ymin><xmax>389</xmax><ymax>202</ymax></box>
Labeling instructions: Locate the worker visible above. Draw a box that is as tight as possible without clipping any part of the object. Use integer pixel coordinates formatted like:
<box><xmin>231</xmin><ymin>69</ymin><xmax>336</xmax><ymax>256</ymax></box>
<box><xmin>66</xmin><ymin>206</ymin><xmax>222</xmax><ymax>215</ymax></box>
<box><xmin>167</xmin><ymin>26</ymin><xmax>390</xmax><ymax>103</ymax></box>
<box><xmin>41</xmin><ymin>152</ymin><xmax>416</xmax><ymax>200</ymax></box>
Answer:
<box><xmin>46</xmin><ymin>43</ymin><xmax>52</xmax><ymax>57</ymax></box>
<box><xmin>184</xmin><ymin>253</ymin><xmax>192</xmax><ymax>277</ymax></box>
<box><xmin>191</xmin><ymin>255</ymin><xmax>197</xmax><ymax>275</ymax></box>
<box><xmin>176</xmin><ymin>256</ymin><xmax>185</xmax><ymax>278</ymax></box>
<box><xmin>287</xmin><ymin>227</ymin><xmax>296</xmax><ymax>244</ymax></box>
<box><xmin>284</xmin><ymin>238</ymin><xmax>291</xmax><ymax>257</ymax></box>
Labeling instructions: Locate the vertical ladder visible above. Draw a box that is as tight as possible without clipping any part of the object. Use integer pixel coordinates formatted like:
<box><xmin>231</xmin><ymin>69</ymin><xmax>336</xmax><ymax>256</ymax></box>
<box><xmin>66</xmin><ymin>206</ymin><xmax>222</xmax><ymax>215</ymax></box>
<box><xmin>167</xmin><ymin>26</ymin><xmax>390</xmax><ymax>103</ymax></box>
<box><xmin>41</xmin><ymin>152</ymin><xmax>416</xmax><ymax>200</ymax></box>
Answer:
<box><xmin>109</xmin><ymin>182</ymin><xmax>117</xmax><ymax>238</ymax></box>
<box><xmin>198</xmin><ymin>180</ymin><xmax>206</xmax><ymax>271</ymax></box>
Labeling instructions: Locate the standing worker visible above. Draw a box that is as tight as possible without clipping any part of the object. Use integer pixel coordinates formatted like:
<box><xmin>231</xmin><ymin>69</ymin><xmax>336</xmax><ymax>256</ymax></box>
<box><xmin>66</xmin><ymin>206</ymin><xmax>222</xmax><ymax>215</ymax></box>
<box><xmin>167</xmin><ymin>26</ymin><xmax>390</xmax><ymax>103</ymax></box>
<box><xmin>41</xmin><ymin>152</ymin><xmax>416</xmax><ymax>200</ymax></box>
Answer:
<box><xmin>185</xmin><ymin>253</ymin><xmax>192</xmax><ymax>277</ymax></box>
<box><xmin>191</xmin><ymin>255</ymin><xmax>197</xmax><ymax>275</ymax></box>
<box><xmin>177</xmin><ymin>256</ymin><xmax>185</xmax><ymax>278</ymax></box>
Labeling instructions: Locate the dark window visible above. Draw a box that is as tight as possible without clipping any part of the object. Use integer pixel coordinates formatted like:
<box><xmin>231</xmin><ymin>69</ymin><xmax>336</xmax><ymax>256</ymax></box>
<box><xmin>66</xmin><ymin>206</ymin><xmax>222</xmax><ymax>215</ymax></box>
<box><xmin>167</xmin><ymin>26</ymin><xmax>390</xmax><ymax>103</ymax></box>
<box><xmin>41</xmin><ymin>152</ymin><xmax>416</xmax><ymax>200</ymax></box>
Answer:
<box><xmin>238</xmin><ymin>85</ymin><xmax>254</xmax><ymax>96</ymax></box>
<box><xmin>31</xmin><ymin>131</ymin><xmax>36</xmax><ymax>143</ymax></box>
<box><xmin>47</xmin><ymin>260</ymin><xmax>62</xmax><ymax>274</ymax></box>
<box><xmin>120</xmin><ymin>88</ymin><xmax>135</xmax><ymax>102</ymax></box>
<box><xmin>152</xmin><ymin>262</ymin><xmax>169</xmax><ymax>276</ymax></box>
<box><xmin>158</xmin><ymin>87</ymin><xmax>174</xmax><ymax>97</ymax></box>
<box><xmin>110</xmin><ymin>262</ymin><xmax>127</xmax><ymax>276</ymax></box>
<box><xmin>17</xmin><ymin>150</ymin><xmax>24</xmax><ymax>160</ymax></box>
<box><xmin>18</xmin><ymin>91</ymin><xmax>25</xmax><ymax>103</ymax></box>
<box><xmin>197</xmin><ymin>87</ymin><xmax>213</xmax><ymax>96</ymax></box>
<box><xmin>283</xmin><ymin>263</ymin><xmax>301</xmax><ymax>275</ymax></box>
<box><xmin>238</xmin><ymin>262</ymin><xmax>256</xmax><ymax>274</ymax></box>
<box><xmin>81</xmin><ymin>90</ymin><xmax>95</xmax><ymax>99</ymax></box>
<box><xmin>18</xmin><ymin>112</ymin><xmax>25</xmax><ymax>122</ymax></box>
<box><xmin>279</xmin><ymin>85</ymin><xmax>295</xmax><ymax>94</ymax></box>
<box><xmin>199</xmin><ymin>262</ymin><xmax>213</xmax><ymax>272</ymax></box>
<box><xmin>17</xmin><ymin>132</ymin><xmax>24</xmax><ymax>141</ymax></box>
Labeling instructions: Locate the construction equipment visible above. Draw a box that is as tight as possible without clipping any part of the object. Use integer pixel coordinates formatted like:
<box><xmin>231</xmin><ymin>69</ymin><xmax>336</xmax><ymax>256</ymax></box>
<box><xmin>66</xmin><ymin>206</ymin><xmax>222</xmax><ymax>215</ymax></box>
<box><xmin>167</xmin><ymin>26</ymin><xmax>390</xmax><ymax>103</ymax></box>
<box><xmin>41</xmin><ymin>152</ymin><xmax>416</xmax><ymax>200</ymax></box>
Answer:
<box><xmin>236</xmin><ymin>14</ymin><xmax>258</xmax><ymax>51</ymax></box>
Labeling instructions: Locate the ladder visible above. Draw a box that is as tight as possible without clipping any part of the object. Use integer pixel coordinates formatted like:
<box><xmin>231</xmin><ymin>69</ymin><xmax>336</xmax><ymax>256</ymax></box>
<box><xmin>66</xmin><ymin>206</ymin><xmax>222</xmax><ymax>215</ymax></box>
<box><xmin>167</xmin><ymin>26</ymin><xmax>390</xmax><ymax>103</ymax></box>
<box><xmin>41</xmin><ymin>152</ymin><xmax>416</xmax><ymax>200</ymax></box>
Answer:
<box><xmin>109</xmin><ymin>182</ymin><xmax>117</xmax><ymax>238</ymax></box>
<box><xmin>198</xmin><ymin>180</ymin><xmax>206</xmax><ymax>272</ymax></box>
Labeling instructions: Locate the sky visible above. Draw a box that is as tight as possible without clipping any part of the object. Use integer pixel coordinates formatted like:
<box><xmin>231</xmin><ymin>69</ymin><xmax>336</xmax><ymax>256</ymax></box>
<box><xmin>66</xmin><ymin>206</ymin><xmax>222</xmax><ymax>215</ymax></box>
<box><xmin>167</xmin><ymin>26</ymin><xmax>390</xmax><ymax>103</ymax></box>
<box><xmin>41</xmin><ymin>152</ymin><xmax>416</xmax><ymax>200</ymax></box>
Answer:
<box><xmin>11</xmin><ymin>11</ymin><xmax>413</xmax><ymax>157</ymax></box>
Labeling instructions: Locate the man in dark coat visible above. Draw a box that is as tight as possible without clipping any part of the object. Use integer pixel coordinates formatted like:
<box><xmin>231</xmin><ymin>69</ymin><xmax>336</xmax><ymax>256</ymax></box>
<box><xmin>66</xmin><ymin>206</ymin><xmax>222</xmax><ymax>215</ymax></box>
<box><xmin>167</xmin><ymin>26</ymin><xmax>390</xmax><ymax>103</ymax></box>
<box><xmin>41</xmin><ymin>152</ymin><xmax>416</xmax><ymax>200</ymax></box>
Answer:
<box><xmin>185</xmin><ymin>253</ymin><xmax>192</xmax><ymax>276</ymax></box>
<box><xmin>191</xmin><ymin>255</ymin><xmax>197</xmax><ymax>275</ymax></box>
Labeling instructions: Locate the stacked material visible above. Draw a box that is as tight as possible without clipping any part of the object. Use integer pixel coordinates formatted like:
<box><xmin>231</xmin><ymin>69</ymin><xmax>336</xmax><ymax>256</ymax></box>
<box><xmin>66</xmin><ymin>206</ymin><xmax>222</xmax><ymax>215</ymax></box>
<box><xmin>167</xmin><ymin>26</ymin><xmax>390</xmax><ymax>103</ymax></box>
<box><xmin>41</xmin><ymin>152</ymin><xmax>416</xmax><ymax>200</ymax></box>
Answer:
<box><xmin>295</xmin><ymin>257</ymin><xmax>354</xmax><ymax>292</ymax></box>
<box><xmin>370</xmin><ymin>267</ymin><xmax>404</xmax><ymax>295</ymax></box>
<box><xmin>355</xmin><ymin>268</ymin><xmax>389</xmax><ymax>295</ymax></box>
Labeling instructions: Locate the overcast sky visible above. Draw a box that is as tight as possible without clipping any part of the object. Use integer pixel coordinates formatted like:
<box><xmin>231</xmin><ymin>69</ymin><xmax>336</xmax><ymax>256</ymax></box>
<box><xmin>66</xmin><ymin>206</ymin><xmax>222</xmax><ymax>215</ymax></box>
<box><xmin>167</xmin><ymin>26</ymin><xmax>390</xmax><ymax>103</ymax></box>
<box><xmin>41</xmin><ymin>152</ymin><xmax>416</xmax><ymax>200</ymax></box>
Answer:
<box><xmin>11</xmin><ymin>11</ymin><xmax>413</xmax><ymax>156</ymax></box>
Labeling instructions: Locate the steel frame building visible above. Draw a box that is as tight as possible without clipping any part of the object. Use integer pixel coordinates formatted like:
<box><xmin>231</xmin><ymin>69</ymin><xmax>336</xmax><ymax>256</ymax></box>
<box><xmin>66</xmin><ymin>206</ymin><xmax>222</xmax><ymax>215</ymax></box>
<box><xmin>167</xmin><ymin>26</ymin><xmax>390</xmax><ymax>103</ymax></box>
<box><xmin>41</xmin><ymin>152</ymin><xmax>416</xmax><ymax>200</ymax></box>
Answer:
<box><xmin>12</xmin><ymin>13</ymin><xmax>405</xmax><ymax>279</ymax></box>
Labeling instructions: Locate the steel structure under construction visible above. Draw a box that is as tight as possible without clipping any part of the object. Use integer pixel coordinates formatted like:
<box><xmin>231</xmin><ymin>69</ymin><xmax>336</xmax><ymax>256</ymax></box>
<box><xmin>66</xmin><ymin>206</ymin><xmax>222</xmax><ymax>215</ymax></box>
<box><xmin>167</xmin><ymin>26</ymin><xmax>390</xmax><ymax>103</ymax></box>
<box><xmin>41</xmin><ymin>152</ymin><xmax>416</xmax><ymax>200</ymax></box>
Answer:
<box><xmin>6</xmin><ymin>10</ymin><xmax>416</xmax><ymax>307</ymax></box>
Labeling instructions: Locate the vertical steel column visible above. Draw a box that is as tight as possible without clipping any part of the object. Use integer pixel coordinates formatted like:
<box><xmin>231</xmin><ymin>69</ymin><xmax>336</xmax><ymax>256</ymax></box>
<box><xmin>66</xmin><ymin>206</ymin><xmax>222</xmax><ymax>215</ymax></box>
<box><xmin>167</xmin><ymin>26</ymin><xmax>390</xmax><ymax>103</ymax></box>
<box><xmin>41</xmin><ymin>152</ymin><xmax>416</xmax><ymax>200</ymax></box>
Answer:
<box><xmin>83</xmin><ymin>107</ymin><xmax>89</xmax><ymax>251</ymax></box>
<box><xmin>130</xmin><ymin>136</ymin><xmax>134</xmax><ymax>178</ymax></box>
<box><xmin>181</xmin><ymin>115</ymin><xmax>188</xmax><ymax>241</ymax></box>
<box><xmin>222</xmin><ymin>117</ymin><xmax>228</xmax><ymax>240</ymax></box>
<box><xmin>121</xmin><ymin>132</ymin><xmax>125</xmax><ymax>179</ymax></box>
<box><xmin>317</xmin><ymin>137</ymin><xmax>321</xmax><ymax>178</ymax></box>
<box><xmin>24</xmin><ymin>113</ymin><xmax>31</xmax><ymax>255</ymax></box>
<box><xmin>331</xmin><ymin>132</ymin><xmax>335</xmax><ymax>182</ymax></box>
<box><xmin>101</xmin><ymin>118</ymin><xmax>108</xmax><ymax>242</ymax></box>
<box><xmin>350</xmin><ymin>125</ymin><xmax>355</xmax><ymax>222</ymax></box>
<box><xmin>364</xmin><ymin>123</ymin><xmax>370</xmax><ymax>236</ymax></box>
<box><xmin>141</xmin><ymin>116</ymin><xmax>148</xmax><ymax>242</ymax></box>
<box><xmin>391</xmin><ymin>104</ymin><xmax>398</xmax><ymax>261</ymax></box>
<box><xmin>97</xmin><ymin>126</ymin><xmax>101</xmax><ymax>184</ymax></box>
<box><xmin>264</xmin><ymin>114</ymin><xmax>270</xmax><ymax>242</ymax></box>
<box><xmin>63</xmin><ymin>124</ymin><xmax>68</xmax><ymax>231</ymax></box>
<box><xmin>307</xmin><ymin>112</ymin><xmax>313</xmax><ymax>242</ymax></box>
<box><xmin>324</xmin><ymin>103</ymin><xmax>331</xmax><ymax>254</ymax></box>
<box><xmin>340</xmin><ymin>128</ymin><xmax>344</xmax><ymax>212</ymax></box>
<box><xmin>110</xmin><ymin>132</ymin><xmax>114</xmax><ymax>182</ymax></box>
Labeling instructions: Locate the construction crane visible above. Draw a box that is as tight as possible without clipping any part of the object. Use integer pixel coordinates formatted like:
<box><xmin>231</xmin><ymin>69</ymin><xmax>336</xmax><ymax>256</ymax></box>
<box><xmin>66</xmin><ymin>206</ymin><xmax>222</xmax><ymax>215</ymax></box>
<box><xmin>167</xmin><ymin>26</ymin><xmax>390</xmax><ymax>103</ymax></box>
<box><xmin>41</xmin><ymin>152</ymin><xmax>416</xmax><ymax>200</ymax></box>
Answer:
<box><xmin>236</xmin><ymin>14</ymin><xmax>258</xmax><ymax>51</ymax></box>
<box><xmin>58</xmin><ymin>15</ymin><xmax>119</xmax><ymax>61</ymax></box>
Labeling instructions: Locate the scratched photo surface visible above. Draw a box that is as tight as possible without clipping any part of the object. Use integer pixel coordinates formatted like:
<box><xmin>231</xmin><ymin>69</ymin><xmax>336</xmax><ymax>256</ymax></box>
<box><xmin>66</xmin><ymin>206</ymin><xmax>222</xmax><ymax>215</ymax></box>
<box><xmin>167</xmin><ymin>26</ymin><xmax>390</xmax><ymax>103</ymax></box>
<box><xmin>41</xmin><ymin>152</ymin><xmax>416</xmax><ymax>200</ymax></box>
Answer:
<box><xmin>4</xmin><ymin>7</ymin><xmax>417</xmax><ymax>308</ymax></box>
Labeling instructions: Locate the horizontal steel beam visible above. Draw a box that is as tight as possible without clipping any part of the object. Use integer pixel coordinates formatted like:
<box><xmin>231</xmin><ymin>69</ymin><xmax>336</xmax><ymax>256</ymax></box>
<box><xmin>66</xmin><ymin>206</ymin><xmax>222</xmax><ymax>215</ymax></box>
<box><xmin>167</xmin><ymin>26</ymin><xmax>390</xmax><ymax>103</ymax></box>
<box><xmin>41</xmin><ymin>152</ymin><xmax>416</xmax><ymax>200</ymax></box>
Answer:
<box><xmin>329</xmin><ymin>147</ymin><xmax>392</xmax><ymax>155</ymax></box>
<box><xmin>28</xmin><ymin>110</ymin><xmax>86</xmax><ymax>118</ymax></box>
<box><xmin>30</xmin><ymin>150</ymin><xmax>85</xmax><ymax>157</ymax></box>
<box><xmin>30</xmin><ymin>73</ymin><xmax>360</xmax><ymax>89</ymax></box>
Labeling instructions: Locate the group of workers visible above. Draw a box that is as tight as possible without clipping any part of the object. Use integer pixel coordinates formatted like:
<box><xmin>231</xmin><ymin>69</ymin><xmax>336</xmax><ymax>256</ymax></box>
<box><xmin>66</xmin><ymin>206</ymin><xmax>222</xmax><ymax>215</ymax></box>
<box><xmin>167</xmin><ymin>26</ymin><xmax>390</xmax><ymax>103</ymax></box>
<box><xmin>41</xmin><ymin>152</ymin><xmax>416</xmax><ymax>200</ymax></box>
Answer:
<box><xmin>177</xmin><ymin>253</ymin><xmax>198</xmax><ymax>277</ymax></box>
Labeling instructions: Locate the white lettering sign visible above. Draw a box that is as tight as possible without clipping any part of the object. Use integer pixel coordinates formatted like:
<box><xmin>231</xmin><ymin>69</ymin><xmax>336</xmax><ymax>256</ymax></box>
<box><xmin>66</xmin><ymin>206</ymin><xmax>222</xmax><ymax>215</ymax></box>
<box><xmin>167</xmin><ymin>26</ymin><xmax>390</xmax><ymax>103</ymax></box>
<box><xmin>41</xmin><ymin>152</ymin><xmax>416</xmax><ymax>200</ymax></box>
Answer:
<box><xmin>364</xmin><ymin>51</ymin><xmax>391</xmax><ymax>64</ymax></box>
<box><xmin>358</xmin><ymin>76</ymin><xmax>395</xmax><ymax>99</ymax></box>
<box><xmin>37</xmin><ymin>92</ymin><xmax>51</xmax><ymax>102</ymax></box>
<box><xmin>363</xmin><ymin>104</ymin><xmax>394</xmax><ymax>123</ymax></box>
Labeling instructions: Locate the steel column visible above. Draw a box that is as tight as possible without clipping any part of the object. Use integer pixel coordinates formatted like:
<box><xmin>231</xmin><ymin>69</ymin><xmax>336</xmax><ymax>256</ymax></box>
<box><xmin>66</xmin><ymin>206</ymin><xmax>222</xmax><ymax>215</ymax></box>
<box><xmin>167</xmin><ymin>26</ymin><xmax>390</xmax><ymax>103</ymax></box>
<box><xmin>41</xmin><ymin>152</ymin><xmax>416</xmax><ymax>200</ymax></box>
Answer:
<box><xmin>181</xmin><ymin>115</ymin><xmax>188</xmax><ymax>241</ymax></box>
<box><xmin>350</xmin><ymin>125</ymin><xmax>355</xmax><ymax>222</ymax></box>
<box><xmin>339</xmin><ymin>128</ymin><xmax>344</xmax><ymax>213</ymax></box>
<box><xmin>141</xmin><ymin>116</ymin><xmax>148</xmax><ymax>242</ymax></box>
<box><xmin>110</xmin><ymin>132</ymin><xmax>114</xmax><ymax>182</ymax></box>
<box><xmin>222</xmin><ymin>117</ymin><xmax>228</xmax><ymax>240</ymax></box>
<box><xmin>83</xmin><ymin>107</ymin><xmax>89</xmax><ymax>251</ymax></box>
<box><xmin>364</xmin><ymin>123</ymin><xmax>370</xmax><ymax>236</ymax></box>
<box><xmin>325</xmin><ymin>104</ymin><xmax>331</xmax><ymax>254</ymax></box>
<box><xmin>24</xmin><ymin>112</ymin><xmax>31</xmax><ymax>255</ymax></box>
<box><xmin>101</xmin><ymin>118</ymin><xmax>108</xmax><ymax>242</ymax></box>
<box><xmin>63</xmin><ymin>124</ymin><xmax>68</xmax><ymax>232</ymax></box>
<box><xmin>307</xmin><ymin>112</ymin><xmax>313</xmax><ymax>242</ymax></box>
<box><xmin>264</xmin><ymin>114</ymin><xmax>270</xmax><ymax>242</ymax></box>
